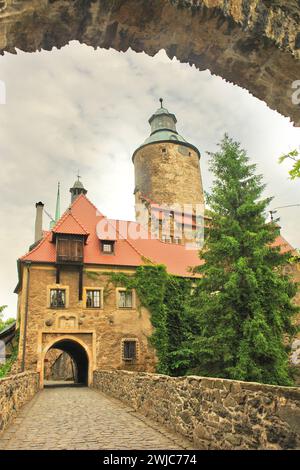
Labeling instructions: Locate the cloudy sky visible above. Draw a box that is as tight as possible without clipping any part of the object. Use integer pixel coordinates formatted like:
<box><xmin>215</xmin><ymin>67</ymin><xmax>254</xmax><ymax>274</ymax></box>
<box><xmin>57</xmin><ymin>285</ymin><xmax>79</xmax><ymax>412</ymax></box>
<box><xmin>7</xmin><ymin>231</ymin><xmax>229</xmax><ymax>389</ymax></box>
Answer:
<box><xmin>0</xmin><ymin>42</ymin><xmax>299</xmax><ymax>318</ymax></box>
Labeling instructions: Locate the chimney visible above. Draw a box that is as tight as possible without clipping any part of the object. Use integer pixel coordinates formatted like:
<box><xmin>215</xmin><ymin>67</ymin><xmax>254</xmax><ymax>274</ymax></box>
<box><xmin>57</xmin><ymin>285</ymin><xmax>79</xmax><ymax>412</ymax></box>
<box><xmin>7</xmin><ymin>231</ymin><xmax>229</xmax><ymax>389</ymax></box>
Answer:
<box><xmin>34</xmin><ymin>202</ymin><xmax>44</xmax><ymax>243</ymax></box>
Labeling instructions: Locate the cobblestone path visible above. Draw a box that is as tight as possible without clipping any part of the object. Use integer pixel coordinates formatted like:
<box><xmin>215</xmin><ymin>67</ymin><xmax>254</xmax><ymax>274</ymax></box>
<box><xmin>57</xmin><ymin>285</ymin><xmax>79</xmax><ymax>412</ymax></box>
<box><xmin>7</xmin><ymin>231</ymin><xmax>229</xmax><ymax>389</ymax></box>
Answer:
<box><xmin>0</xmin><ymin>385</ymin><xmax>192</xmax><ymax>450</ymax></box>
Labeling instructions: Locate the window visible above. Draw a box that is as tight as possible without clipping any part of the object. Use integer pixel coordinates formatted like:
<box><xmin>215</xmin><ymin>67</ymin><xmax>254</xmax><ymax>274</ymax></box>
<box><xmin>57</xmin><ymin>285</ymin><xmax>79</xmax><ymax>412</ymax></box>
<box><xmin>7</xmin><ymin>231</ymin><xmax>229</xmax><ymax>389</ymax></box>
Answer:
<box><xmin>101</xmin><ymin>240</ymin><xmax>115</xmax><ymax>254</ymax></box>
<box><xmin>86</xmin><ymin>289</ymin><xmax>102</xmax><ymax>308</ymax></box>
<box><xmin>57</xmin><ymin>237</ymin><xmax>83</xmax><ymax>263</ymax></box>
<box><xmin>50</xmin><ymin>289</ymin><xmax>66</xmax><ymax>308</ymax></box>
<box><xmin>118</xmin><ymin>290</ymin><xmax>133</xmax><ymax>308</ymax></box>
<box><xmin>123</xmin><ymin>340</ymin><xmax>137</xmax><ymax>361</ymax></box>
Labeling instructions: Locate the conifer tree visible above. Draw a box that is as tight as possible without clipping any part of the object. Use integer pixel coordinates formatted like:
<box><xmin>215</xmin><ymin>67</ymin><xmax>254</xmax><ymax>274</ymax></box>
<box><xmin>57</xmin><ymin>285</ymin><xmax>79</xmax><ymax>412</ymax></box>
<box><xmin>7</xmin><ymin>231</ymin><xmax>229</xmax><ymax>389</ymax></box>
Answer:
<box><xmin>188</xmin><ymin>135</ymin><xmax>298</xmax><ymax>385</ymax></box>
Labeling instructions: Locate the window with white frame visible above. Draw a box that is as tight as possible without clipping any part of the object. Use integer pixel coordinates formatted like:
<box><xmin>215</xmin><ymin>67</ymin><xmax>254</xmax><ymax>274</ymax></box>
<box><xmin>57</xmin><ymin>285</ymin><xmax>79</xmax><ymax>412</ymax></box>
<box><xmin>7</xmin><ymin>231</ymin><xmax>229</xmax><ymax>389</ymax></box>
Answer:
<box><xmin>86</xmin><ymin>289</ymin><xmax>102</xmax><ymax>308</ymax></box>
<box><xmin>101</xmin><ymin>240</ymin><xmax>115</xmax><ymax>254</ymax></box>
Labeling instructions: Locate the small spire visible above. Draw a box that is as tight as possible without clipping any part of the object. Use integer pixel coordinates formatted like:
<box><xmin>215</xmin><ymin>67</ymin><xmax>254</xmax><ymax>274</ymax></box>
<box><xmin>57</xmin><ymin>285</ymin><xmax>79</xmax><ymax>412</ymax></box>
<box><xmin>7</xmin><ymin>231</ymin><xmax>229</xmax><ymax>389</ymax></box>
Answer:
<box><xmin>50</xmin><ymin>182</ymin><xmax>61</xmax><ymax>229</ymax></box>
<box><xmin>159</xmin><ymin>98</ymin><xmax>163</xmax><ymax>108</ymax></box>
<box><xmin>77</xmin><ymin>170</ymin><xmax>81</xmax><ymax>181</ymax></box>
<box><xmin>55</xmin><ymin>182</ymin><xmax>61</xmax><ymax>222</ymax></box>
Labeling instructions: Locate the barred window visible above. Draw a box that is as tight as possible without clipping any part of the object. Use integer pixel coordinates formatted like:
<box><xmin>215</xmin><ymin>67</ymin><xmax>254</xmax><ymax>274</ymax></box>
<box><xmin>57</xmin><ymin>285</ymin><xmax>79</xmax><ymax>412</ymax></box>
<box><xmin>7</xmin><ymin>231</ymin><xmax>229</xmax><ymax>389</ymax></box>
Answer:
<box><xmin>50</xmin><ymin>289</ymin><xmax>66</xmax><ymax>308</ymax></box>
<box><xmin>123</xmin><ymin>340</ymin><xmax>137</xmax><ymax>361</ymax></box>
<box><xmin>118</xmin><ymin>290</ymin><xmax>133</xmax><ymax>308</ymax></box>
<box><xmin>86</xmin><ymin>290</ymin><xmax>101</xmax><ymax>308</ymax></box>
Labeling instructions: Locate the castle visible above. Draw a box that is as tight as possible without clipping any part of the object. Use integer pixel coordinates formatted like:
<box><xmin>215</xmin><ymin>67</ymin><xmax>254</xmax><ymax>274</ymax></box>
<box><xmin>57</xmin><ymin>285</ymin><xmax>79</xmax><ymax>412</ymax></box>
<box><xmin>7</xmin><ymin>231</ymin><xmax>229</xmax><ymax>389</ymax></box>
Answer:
<box><xmin>13</xmin><ymin>101</ymin><xmax>298</xmax><ymax>386</ymax></box>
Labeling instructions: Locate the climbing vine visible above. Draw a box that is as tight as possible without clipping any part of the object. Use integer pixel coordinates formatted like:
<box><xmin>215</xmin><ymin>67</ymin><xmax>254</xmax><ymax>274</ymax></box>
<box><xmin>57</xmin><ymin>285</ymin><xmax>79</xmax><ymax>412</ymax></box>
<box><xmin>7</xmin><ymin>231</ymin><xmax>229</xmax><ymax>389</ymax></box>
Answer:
<box><xmin>108</xmin><ymin>265</ymin><xmax>194</xmax><ymax>375</ymax></box>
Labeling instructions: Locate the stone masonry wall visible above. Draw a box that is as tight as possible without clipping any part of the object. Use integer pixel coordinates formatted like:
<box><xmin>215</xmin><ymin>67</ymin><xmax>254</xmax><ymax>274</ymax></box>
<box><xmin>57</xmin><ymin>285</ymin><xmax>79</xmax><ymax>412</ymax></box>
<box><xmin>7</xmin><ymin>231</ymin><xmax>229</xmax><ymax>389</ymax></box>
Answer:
<box><xmin>0</xmin><ymin>371</ymin><xmax>39</xmax><ymax>434</ymax></box>
<box><xmin>93</xmin><ymin>370</ymin><xmax>300</xmax><ymax>450</ymax></box>
<box><xmin>17</xmin><ymin>265</ymin><xmax>157</xmax><ymax>376</ymax></box>
<box><xmin>134</xmin><ymin>142</ymin><xmax>204</xmax><ymax>207</ymax></box>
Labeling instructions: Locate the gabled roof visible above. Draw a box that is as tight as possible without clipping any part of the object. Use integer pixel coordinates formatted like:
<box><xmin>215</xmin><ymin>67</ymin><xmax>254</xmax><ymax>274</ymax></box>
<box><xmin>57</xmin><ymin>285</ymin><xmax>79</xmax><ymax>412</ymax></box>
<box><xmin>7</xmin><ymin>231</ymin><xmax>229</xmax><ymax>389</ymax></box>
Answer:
<box><xmin>52</xmin><ymin>210</ymin><xmax>89</xmax><ymax>236</ymax></box>
<box><xmin>272</xmin><ymin>233</ymin><xmax>297</xmax><ymax>255</ymax></box>
<box><xmin>19</xmin><ymin>194</ymin><xmax>296</xmax><ymax>277</ymax></box>
<box><xmin>20</xmin><ymin>194</ymin><xmax>203</xmax><ymax>276</ymax></box>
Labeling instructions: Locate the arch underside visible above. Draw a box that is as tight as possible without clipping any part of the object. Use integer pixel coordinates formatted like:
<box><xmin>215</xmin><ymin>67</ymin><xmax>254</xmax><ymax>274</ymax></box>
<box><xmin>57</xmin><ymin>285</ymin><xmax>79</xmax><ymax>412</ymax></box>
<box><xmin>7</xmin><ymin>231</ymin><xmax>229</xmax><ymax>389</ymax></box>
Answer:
<box><xmin>45</xmin><ymin>339</ymin><xmax>89</xmax><ymax>385</ymax></box>
<box><xmin>0</xmin><ymin>0</ymin><xmax>299</xmax><ymax>126</ymax></box>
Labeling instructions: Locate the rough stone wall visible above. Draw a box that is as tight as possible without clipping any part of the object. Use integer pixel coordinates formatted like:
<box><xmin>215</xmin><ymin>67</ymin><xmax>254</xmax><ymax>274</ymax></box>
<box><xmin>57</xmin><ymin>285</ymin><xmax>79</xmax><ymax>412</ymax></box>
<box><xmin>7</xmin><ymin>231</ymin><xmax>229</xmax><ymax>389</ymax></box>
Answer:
<box><xmin>44</xmin><ymin>349</ymin><xmax>74</xmax><ymax>381</ymax></box>
<box><xmin>0</xmin><ymin>0</ymin><xmax>299</xmax><ymax>125</ymax></box>
<box><xmin>93</xmin><ymin>370</ymin><xmax>300</xmax><ymax>450</ymax></box>
<box><xmin>134</xmin><ymin>142</ymin><xmax>204</xmax><ymax>207</ymax></box>
<box><xmin>18</xmin><ymin>265</ymin><xmax>157</xmax><ymax>377</ymax></box>
<box><xmin>0</xmin><ymin>371</ymin><xmax>39</xmax><ymax>434</ymax></box>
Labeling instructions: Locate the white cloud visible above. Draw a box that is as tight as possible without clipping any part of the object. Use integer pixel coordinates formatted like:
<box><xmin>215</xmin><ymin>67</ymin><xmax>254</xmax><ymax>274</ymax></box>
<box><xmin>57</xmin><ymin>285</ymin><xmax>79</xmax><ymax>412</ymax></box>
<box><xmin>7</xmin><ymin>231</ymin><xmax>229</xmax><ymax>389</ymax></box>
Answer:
<box><xmin>0</xmin><ymin>42</ymin><xmax>299</xmax><ymax>318</ymax></box>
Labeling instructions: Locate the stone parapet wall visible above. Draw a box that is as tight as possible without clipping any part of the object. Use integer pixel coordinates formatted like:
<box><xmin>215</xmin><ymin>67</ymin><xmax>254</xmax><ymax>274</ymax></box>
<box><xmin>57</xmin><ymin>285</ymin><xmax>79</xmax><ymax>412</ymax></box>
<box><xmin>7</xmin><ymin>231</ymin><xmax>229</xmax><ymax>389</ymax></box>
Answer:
<box><xmin>93</xmin><ymin>370</ymin><xmax>300</xmax><ymax>450</ymax></box>
<box><xmin>0</xmin><ymin>372</ymin><xmax>39</xmax><ymax>434</ymax></box>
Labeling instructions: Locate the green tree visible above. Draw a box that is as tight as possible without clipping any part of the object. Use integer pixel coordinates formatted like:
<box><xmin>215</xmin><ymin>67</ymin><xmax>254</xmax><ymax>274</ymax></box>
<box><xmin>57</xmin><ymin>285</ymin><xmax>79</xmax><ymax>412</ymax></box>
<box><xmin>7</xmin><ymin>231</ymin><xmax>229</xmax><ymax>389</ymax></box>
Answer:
<box><xmin>279</xmin><ymin>148</ymin><xmax>300</xmax><ymax>179</ymax></box>
<box><xmin>164</xmin><ymin>277</ymin><xmax>192</xmax><ymax>375</ymax></box>
<box><xmin>188</xmin><ymin>135</ymin><xmax>298</xmax><ymax>385</ymax></box>
<box><xmin>0</xmin><ymin>305</ymin><xmax>15</xmax><ymax>332</ymax></box>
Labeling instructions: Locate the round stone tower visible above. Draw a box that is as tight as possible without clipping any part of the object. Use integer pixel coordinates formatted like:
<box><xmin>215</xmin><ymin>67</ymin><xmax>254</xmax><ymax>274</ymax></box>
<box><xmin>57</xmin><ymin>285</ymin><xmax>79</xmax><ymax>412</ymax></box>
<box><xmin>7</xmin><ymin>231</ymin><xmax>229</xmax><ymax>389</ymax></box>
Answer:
<box><xmin>132</xmin><ymin>100</ymin><xmax>204</xmax><ymax>243</ymax></box>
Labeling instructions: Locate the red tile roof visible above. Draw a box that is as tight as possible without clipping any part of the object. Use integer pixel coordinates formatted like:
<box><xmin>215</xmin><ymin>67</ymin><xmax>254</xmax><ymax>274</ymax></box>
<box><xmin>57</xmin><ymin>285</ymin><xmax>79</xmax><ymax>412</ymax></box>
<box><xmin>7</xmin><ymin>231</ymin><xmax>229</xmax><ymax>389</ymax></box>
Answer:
<box><xmin>20</xmin><ymin>194</ymin><xmax>296</xmax><ymax>277</ymax></box>
<box><xmin>52</xmin><ymin>210</ymin><xmax>89</xmax><ymax>236</ymax></box>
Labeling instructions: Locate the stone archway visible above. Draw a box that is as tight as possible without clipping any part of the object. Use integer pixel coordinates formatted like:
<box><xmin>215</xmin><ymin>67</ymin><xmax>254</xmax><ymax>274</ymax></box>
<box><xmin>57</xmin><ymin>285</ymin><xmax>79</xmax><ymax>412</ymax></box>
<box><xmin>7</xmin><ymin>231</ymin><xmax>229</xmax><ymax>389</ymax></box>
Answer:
<box><xmin>41</xmin><ymin>336</ymin><xmax>92</xmax><ymax>387</ymax></box>
<box><xmin>0</xmin><ymin>0</ymin><xmax>299</xmax><ymax>125</ymax></box>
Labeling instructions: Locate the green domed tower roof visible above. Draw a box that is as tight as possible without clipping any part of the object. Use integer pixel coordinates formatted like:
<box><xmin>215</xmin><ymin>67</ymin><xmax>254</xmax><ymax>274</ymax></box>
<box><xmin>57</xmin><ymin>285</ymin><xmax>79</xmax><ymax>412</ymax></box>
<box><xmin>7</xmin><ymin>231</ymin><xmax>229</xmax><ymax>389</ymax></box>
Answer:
<box><xmin>70</xmin><ymin>174</ymin><xmax>87</xmax><ymax>203</ymax></box>
<box><xmin>133</xmin><ymin>99</ymin><xmax>199</xmax><ymax>159</ymax></box>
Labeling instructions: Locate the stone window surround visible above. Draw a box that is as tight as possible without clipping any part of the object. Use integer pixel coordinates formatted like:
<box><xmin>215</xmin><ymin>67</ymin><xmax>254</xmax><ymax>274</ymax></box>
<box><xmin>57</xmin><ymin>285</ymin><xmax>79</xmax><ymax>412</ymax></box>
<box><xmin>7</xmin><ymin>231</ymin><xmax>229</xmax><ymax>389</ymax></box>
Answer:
<box><xmin>47</xmin><ymin>284</ymin><xmax>69</xmax><ymax>309</ymax></box>
<box><xmin>121</xmin><ymin>337</ymin><xmax>139</xmax><ymax>362</ymax></box>
<box><xmin>116</xmin><ymin>287</ymin><xmax>136</xmax><ymax>310</ymax></box>
<box><xmin>83</xmin><ymin>287</ymin><xmax>104</xmax><ymax>310</ymax></box>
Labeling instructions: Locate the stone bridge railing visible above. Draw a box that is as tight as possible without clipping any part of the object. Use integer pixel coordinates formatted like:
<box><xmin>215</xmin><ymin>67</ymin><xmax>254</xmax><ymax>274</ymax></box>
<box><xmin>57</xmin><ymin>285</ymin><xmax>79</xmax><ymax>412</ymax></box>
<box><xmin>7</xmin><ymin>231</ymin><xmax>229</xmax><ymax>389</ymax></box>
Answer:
<box><xmin>0</xmin><ymin>371</ymin><xmax>39</xmax><ymax>434</ymax></box>
<box><xmin>93</xmin><ymin>370</ymin><xmax>300</xmax><ymax>450</ymax></box>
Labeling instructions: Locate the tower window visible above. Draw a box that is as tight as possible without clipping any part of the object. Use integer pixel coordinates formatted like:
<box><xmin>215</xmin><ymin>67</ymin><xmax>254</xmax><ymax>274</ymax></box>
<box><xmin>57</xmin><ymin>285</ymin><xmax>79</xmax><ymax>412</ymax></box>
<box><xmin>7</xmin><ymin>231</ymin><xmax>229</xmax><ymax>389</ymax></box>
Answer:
<box><xmin>162</xmin><ymin>148</ymin><xmax>166</xmax><ymax>153</ymax></box>
<box><xmin>101</xmin><ymin>240</ymin><xmax>115</xmax><ymax>254</ymax></box>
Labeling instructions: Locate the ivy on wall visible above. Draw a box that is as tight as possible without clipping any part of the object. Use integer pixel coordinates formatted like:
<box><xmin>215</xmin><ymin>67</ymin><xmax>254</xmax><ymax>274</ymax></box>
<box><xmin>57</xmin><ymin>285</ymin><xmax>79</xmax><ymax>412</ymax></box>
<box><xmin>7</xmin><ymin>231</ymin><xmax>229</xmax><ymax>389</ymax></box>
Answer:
<box><xmin>108</xmin><ymin>265</ymin><xmax>194</xmax><ymax>375</ymax></box>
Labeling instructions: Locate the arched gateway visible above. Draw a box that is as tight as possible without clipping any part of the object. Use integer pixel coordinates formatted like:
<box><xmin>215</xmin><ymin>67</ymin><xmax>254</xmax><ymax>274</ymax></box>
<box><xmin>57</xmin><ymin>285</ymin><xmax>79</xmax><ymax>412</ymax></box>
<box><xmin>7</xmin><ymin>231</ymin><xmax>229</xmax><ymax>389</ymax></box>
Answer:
<box><xmin>41</xmin><ymin>336</ymin><xmax>92</xmax><ymax>388</ymax></box>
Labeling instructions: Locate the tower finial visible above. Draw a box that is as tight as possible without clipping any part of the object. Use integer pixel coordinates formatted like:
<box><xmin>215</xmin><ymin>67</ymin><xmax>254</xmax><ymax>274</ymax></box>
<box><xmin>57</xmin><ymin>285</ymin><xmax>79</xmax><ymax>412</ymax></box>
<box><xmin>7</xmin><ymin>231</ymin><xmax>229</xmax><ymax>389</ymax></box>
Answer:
<box><xmin>70</xmin><ymin>173</ymin><xmax>87</xmax><ymax>203</ymax></box>
<box><xmin>159</xmin><ymin>98</ymin><xmax>163</xmax><ymax>108</ymax></box>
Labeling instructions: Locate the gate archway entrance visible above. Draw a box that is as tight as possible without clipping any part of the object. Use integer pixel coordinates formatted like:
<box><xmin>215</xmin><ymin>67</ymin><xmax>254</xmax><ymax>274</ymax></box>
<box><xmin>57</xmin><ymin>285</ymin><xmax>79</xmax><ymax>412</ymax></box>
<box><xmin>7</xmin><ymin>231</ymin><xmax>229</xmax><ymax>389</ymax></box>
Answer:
<box><xmin>42</xmin><ymin>337</ymin><xmax>91</xmax><ymax>387</ymax></box>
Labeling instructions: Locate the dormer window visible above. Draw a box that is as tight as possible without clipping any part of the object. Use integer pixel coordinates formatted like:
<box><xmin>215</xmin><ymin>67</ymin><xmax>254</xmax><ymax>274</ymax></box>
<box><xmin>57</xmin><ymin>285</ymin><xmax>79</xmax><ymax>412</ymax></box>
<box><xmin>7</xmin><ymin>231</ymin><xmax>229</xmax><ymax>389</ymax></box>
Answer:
<box><xmin>56</xmin><ymin>235</ymin><xmax>84</xmax><ymax>263</ymax></box>
<box><xmin>101</xmin><ymin>240</ymin><xmax>115</xmax><ymax>254</ymax></box>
